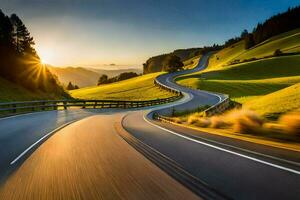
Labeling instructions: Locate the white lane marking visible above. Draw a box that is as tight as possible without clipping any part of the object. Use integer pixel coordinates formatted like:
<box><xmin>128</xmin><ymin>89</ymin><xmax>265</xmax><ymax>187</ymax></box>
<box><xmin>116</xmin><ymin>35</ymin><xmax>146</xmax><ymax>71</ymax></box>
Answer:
<box><xmin>10</xmin><ymin>120</ymin><xmax>77</xmax><ymax>165</ymax></box>
<box><xmin>142</xmin><ymin>115</ymin><xmax>300</xmax><ymax>175</ymax></box>
<box><xmin>0</xmin><ymin>110</ymin><xmax>54</xmax><ymax>121</ymax></box>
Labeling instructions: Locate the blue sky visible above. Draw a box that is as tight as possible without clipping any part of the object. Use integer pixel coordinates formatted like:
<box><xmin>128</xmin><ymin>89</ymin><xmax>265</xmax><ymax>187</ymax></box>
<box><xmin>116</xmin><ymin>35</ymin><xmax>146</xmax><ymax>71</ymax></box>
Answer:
<box><xmin>1</xmin><ymin>0</ymin><xmax>299</xmax><ymax>67</ymax></box>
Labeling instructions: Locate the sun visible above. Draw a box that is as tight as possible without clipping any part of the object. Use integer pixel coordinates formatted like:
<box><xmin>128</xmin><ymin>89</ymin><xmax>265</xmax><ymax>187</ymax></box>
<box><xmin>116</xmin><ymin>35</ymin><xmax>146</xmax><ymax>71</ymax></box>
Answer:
<box><xmin>41</xmin><ymin>58</ymin><xmax>46</xmax><ymax>64</ymax></box>
<box><xmin>38</xmin><ymin>48</ymin><xmax>54</xmax><ymax>65</ymax></box>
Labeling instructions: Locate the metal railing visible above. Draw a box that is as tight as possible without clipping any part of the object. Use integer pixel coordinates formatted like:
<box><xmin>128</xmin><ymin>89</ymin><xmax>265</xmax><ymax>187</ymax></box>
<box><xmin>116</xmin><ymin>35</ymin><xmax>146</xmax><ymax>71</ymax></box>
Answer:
<box><xmin>203</xmin><ymin>96</ymin><xmax>231</xmax><ymax>117</ymax></box>
<box><xmin>154</xmin><ymin>79</ymin><xmax>182</xmax><ymax>95</ymax></box>
<box><xmin>0</xmin><ymin>95</ymin><xmax>182</xmax><ymax>117</ymax></box>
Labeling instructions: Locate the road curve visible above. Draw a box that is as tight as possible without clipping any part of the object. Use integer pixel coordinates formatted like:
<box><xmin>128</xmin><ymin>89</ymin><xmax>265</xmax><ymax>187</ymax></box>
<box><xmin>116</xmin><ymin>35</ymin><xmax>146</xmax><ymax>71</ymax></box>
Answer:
<box><xmin>122</xmin><ymin>55</ymin><xmax>300</xmax><ymax>199</ymax></box>
<box><xmin>0</xmin><ymin>115</ymin><xmax>200</xmax><ymax>200</ymax></box>
<box><xmin>154</xmin><ymin>53</ymin><xmax>226</xmax><ymax>116</ymax></box>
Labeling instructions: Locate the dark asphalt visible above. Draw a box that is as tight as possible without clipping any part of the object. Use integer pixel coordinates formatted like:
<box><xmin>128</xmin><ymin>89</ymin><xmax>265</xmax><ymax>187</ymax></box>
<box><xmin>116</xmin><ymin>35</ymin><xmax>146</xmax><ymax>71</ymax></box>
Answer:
<box><xmin>0</xmin><ymin>109</ymin><xmax>115</xmax><ymax>182</ymax></box>
<box><xmin>123</xmin><ymin>111</ymin><xmax>300</xmax><ymax>200</ymax></box>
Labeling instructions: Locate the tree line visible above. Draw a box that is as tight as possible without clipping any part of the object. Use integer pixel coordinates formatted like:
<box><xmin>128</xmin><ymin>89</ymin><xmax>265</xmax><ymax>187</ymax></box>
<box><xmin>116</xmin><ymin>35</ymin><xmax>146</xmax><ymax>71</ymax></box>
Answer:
<box><xmin>98</xmin><ymin>72</ymin><xmax>139</xmax><ymax>85</ymax></box>
<box><xmin>0</xmin><ymin>9</ymin><xmax>67</xmax><ymax>97</ymax></box>
<box><xmin>222</xmin><ymin>6</ymin><xmax>300</xmax><ymax>50</ymax></box>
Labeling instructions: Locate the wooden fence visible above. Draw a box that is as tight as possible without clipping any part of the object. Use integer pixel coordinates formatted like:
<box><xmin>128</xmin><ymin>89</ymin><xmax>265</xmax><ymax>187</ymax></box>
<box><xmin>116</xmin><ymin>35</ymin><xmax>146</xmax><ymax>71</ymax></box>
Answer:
<box><xmin>0</xmin><ymin>95</ymin><xmax>182</xmax><ymax>117</ymax></box>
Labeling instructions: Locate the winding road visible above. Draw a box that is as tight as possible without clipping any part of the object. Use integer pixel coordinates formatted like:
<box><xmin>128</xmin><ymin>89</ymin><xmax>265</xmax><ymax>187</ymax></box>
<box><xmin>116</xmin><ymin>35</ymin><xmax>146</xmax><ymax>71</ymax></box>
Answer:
<box><xmin>0</xmin><ymin>55</ymin><xmax>299</xmax><ymax>200</ymax></box>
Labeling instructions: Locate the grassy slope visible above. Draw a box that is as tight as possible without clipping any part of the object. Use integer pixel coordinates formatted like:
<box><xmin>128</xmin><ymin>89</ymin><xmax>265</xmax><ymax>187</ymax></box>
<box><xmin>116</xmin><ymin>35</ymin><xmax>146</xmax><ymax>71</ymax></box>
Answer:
<box><xmin>0</xmin><ymin>77</ymin><xmax>60</xmax><ymax>102</ymax></box>
<box><xmin>177</xmin><ymin>29</ymin><xmax>300</xmax><ymax>117</ymax></box>
<box><xmin>208</xmin><ymin>28</ymin><xmax>300</xmax><ymax>70</ymax></box>
<box><xmin>183</xmin><ymin>55</ymin><xmax>201</xmax><ymax>69</ymax></box>
<box><xmin>245</xmin><ymin>83</ymin><xmax>300</xmax><ymax>118</ymax></box>
<box><xmin>178</xmin><ymin>55</ymin><xmax>300</xmax><ymax>103</ymax></box>
<box><xmin>70</xmin><ymin>72</ymin><xmax>173</xmax><ymax>100</ymax></box>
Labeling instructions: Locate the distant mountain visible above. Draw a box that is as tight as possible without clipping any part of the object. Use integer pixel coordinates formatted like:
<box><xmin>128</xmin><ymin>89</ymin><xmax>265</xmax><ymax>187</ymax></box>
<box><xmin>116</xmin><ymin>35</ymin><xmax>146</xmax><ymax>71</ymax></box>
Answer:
<box><xmin>88</xmin><ymin>68</ymin><xmax>142</xmax><ymax>78</ymax></box>
<box><xmin>48</xmin><ymin>66</ymin><xmax>142</xmax><ymax>88</ymax></box>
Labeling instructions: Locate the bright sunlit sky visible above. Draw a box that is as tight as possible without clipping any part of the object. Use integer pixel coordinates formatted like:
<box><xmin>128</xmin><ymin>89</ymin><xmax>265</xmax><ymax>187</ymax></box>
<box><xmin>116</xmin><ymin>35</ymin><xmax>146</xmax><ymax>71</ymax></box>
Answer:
<box><xmin>1</xmin><ymin>0</ymin><xmax>299</xmax><ymax>68</ymax></box>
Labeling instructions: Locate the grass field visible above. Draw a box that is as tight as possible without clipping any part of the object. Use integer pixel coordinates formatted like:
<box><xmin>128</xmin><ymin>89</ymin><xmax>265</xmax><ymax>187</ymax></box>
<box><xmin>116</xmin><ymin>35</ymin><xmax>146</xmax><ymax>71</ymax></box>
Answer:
<box><xmin>246</xmin><ymin>82</ymin><xmax>300</xmax><ymax>118</ymax></box>
<box><xmin>208</xmin><ymin>28</ymin><xmax>300</xmax><ymax>70</ymax></box>
<box><xmin>178</xmin><ymin>55</ymin><xmax>300</xmax><ymax>102</ymax></box>
<box><xmin>71</xmin><ymin>72</ymin><xmax>173</xmax><ymax>100</ymax></box>
<box><xmin>177</xmin><ymin>54</ymin><xmax>300</xmax><ymax>117</ymax></box>
<box><xmin>0</xmin><ymin>77</ymin><xmax>60</xmax><ymax>102</ymax></box>
<box><xmin>177</xmin><ymin>29</ymin><xmax>300</xmax><ymax>118</ymax></box>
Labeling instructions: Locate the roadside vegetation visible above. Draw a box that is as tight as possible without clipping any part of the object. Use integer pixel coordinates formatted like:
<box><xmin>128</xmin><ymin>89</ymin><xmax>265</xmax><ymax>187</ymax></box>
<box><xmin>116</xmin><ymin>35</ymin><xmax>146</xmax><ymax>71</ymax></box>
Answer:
<box><xmin>169</xmin><ymin>108</ymin><xmax>300</xmax><ymax>144</ymax></box>
<box><xmin>0</xmin><ymin>77</ymin><xmax>61</xmax><ymax>102</ymax></box>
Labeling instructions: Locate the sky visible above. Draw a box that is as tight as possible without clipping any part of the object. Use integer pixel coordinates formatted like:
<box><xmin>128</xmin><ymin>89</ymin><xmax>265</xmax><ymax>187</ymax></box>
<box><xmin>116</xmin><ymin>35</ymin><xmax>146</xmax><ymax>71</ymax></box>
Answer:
<box><xmin>1</xmin><ymin>0</ymin><xmax>299</xmax><ymax>68</ymax></box>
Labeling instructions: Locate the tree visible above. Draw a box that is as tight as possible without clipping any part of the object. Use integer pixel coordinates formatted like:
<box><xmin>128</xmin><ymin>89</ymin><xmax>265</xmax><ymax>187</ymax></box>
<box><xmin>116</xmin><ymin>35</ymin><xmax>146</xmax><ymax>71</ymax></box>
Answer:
<box><xmin>0</xmin><ymin>10</ymin><xmax>68</xmax><ymax>97</ymax></box>
<box><xmin>10</xmin><ymin>14</ymin><xmax>36</xmax><ymax>56</ymax></box>
<box><xmin>0</xmin><ymin>10</ymin><xmax>15</xmax><ymax>79</ymax></box>
<box><xmin>98</xmin><ymin>74</ymin><xmax>108</xmax><ymax>85</ymax></box>
<box><xmin>67</xmin><ymin>82</ymin><xmax>74</xmax><ymax>90</ymax></box>
<box><xmin>245</xmin><ymin>33</ymin><xmax>255</xmax><ymax>49</ymax></box>
<box><xmin>240</xmin><ymin>29</ymin><xmax>248</xmax><ymax>39</ymax></box>
<box><xmin>162</xmin><ymin>54</ymin><xmax>184</xmax><ymax>73</ymax></box>
<box><xmin>117</xmin><ymin>72</ymin><xmax>138</xmax><ymax>81</ymax></box>
<box><xmin>273</xmin><ymin>49</ymin><xmax>282</xmax><ymax>56</ymax></box>
<box><xmin>74</xmin><ymin>85</ymin><xmax>79</xmax><ymax>89</ymax></box>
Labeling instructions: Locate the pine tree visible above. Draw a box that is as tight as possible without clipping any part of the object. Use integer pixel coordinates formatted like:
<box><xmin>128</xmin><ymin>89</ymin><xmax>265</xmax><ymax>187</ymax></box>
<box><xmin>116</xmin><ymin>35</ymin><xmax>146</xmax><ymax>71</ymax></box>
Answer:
<box><xmin>10</xmin><ymin>14</ymin><xmax>36</xmax><ymax>56</ymax></box>
<box><xmin>0</xmin><ymin>10</ymin><xmax>15</xmax><ymax>79</ymax></box>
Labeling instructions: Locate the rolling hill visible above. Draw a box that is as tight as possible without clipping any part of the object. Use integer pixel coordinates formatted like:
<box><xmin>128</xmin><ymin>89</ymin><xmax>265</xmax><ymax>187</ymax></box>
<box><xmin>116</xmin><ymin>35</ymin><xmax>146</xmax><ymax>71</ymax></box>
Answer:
<box><xmin>70</xmin><ymin>72</ymin><xmax>173</xmax><ymax>101</ymax></box>
<box><xmin>208</xmin><ymin>28</ymin><xmax>300</xmax><ymax>70</ymax></box>
<box><xmin>177</xmin><ymin>28</ymin><xmax>300</xmax><ymax>118</ymax></box>
<box><xmin>245</xmin><ymin>82</ymin><xmax>300</xmax><ymax>118</ymax></box>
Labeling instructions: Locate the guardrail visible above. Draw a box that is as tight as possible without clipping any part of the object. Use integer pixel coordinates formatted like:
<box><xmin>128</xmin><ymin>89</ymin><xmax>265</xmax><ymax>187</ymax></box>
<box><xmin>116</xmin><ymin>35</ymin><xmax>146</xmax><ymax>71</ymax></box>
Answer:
<box><xmin>152</xmin><ymin>58</ymin><xmax>232</xmax><ymax>120</ymax></box>
<box><xmin>0</xmin><ymin>96</ymin><xmax>182</xmax><ymax>117</ymax></box>
<box><xmin>203</xmin><ymin>96</ymin><xmax>231</xmax><ymax>117</ymax></box>
<box><xmin>154</xmin><ymin>79</ymin><xmax>182</xmax><ymax>95</ymax></box>
<box><xmin>153</xmin><ymin>97</ymin><xmax>232</xmax><ymax>123</ymax></box>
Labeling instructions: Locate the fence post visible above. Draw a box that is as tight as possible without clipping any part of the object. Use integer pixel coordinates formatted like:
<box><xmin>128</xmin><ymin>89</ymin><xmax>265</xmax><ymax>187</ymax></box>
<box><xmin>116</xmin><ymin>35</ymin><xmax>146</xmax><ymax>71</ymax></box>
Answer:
<box><xmin>53</xmin><ymin>102</ymin><xmax>58</xmax><ymax>110</ymax></box>
<box><xmin>63</xmin><ymin>101</ymin><xmax>67</xmax><ymax>110</ymax></box>
<box><xmin>94</xmin><ymin>102</ymin><xmax>97</xmax><ymax>109</ymax></box>
<box><xmin>82</xmin><ymin>101</ymin><xmax>86</xmax><ymax>109</ymax></box>
<box><xmin>12</xmin><ymin>104</ymin><xmax>16</xmax><ymax>113</ymax></box>
<box><xmin>42</xmin><ymin>102</ymin><xmax>45</xmax><ymax>111</ymax></box>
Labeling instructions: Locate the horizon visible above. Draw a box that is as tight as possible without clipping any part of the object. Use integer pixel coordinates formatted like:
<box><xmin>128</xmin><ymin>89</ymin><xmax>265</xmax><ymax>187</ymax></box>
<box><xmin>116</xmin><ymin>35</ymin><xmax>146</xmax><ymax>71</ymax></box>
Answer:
<box><xmin>1</xmin><ymin>0</ymin><xmax>299</xmax><ymax>68</ymax></box>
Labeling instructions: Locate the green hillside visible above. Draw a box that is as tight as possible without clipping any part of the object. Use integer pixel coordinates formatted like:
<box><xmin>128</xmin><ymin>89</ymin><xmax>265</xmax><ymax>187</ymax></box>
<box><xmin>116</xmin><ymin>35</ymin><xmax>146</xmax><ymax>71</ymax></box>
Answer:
<box><xmin>245</xmin><ymin>83</ymin><xmax>300</xmax><ymax>118</ymax></box>
<box><xmin>208</xmin><ymin>28</ymin><xmax>300</xmax><ymax>70</ymax></box>
<box><xmin>178</xmin><ymin>55</ymin><xmax>300</xmax><ymax>103</ymax></box>
<box><xmin>70</xmin><ymin>72</ymin><xmax>173</xmax><ymax>100</ymax></box>
<box><xmin>0</xmin><ymin>77</ymin><xmax>61</xmax><ymax>102</ymax></box>
<box><xmin>177</xmin><ymin>29</ymin><xmax>300</xmax><ymax>117</ymax></box>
